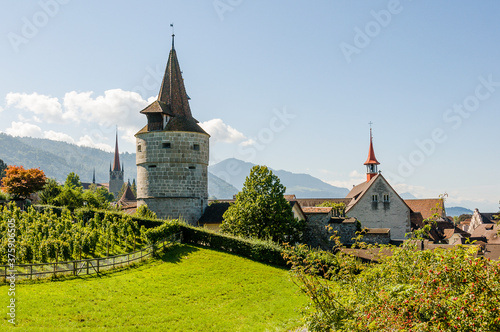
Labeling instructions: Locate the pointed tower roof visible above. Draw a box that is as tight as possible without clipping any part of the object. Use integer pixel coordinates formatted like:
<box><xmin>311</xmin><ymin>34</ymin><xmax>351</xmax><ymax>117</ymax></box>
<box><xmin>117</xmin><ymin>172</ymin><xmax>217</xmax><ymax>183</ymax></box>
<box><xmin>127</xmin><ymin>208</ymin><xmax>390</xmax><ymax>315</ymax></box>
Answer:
<box><xmin>112</xmin><ymin>130</ymin><xmax>121</xmax><ymax>171</ymax></box>
<box><xmin>364</xmin><ymin>128</ymin><xmax>380</xmax><ymax>165</ymax></box>
<box><xmin>120</xmin><ymin>184</ymin><xmax>136</xmax><ymax>202</ymax></box>
<box><xmin>92</xmin><ymin>168</ymin><xmax>96</xmax><ymax>184</ymax></box>
<box><xmin>137</xmin><ymin>32</ymin><xmax>208</xmax><ymax>136</ymax></box>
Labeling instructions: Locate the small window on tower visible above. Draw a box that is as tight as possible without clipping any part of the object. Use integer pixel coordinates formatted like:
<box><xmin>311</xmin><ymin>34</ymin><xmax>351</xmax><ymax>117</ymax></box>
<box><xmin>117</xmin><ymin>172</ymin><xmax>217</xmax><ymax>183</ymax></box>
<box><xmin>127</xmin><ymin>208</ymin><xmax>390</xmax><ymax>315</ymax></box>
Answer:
<box><xmin>149</xmin><ymin>165</ymin><xmax>157</xmax><ymax>169</ymax></box>
<box><xmin>193</xmin><ymin>144</ymin><xmax>200</xmax><ymax>151</ymax></box>
<box><xmin>372</xmin><ymin>195</ymin><xmax>378</xmax><ymax>203</ymax></box>
<box><xmin>189</xmin><ymin>165</ymin><xmax>196</xmax><ymax>170</ymax></box>
<box><xmin>137</xmin><ymin>145</ymin><xmax>142</xmax><ymax>152</ymax></box>
<box><xmin>162</xmin><ymin>142</ymin><xmax>171</xmax><ymax>149</ymax></box>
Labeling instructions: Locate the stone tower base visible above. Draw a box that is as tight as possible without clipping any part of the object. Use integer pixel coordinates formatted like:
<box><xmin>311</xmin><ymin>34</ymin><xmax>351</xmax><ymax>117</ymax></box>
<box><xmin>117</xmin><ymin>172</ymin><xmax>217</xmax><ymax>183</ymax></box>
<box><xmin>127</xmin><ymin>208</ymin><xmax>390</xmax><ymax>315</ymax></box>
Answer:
<box><xmin>137</xmin><ymin>197</ymin><xmax>206</xmax><ymax>225</ymax></box>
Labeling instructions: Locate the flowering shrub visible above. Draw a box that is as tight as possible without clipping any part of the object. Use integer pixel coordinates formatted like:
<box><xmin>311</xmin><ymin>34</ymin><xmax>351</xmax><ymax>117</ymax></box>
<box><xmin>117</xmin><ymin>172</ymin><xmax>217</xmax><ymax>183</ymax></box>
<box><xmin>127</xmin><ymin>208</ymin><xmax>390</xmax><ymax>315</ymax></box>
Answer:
<box><xmin>285</xmin><ymin>242</ymin><xmax>500</xmax><ymax>331</ymax></box>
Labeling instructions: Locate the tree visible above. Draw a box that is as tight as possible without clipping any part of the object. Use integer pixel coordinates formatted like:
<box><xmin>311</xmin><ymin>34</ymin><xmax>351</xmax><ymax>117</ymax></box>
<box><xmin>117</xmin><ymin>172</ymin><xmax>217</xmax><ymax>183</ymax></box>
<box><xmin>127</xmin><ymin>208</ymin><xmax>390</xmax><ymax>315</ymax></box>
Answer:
<box><xmin>0</xmin><ymin>159</ymin><xmax>7</xmax><ymax>182</ymax></box>
<box><xmin>131</xmin><ymin>179</ymin><xmax>137</xmax><ymax>196</ymax></box>
<box><xmin>1</xmin><ymin>165</ymin><xmax>46</xmax><ymax>199</ymax></box>
<box><xmin>39</xmin><ymin>178</ymin><xmax>62</xmax><ymax>205</ymax></box>
<box><xmin>64</xmin><ymin>172</ymin><xmax>82</xmax><ymax>189</ymax></box>
<box><xmin>134</xmin><ymin>204</ymin><xmax>157</xmax><ymax>219</ymax></box>
<box><xmin>220</xmin><ymin>165</ymin><xmax>302</xmax><ymax>243</ymax></box>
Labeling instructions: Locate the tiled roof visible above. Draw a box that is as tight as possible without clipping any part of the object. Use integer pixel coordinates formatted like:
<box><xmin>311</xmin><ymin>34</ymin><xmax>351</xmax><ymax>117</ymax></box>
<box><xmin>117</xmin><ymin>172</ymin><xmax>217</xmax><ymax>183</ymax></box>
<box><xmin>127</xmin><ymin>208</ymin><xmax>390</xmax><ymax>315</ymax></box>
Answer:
<box><xmin>470</xmin><ymin>223</ymin><xmax>500</xmax><ymax>244</ymax></box>
<box><xmin>302</xmin><ymin>206</ymin><xmax>333</xmax><ymax>214</ymax></box>
<box><xmin>404</xmin><ymin>199</ymin><xmax>445</xmax><ymax>220</ymax></box>
<box><xmin>294</xmin><ymin>198</ymin><xmax>351</xmax><ymax>207</ymax></box>
<box><xmin>483</xmin><ymin>244</ymin><xmax>500</xmax><ymax>260</ymax></box>
<box><xmin>136</xmin><ymin>40</ymin><xmax>208</xmax><ymax>136</ymax></box>
<box><xmin>119</xmin><ymin>185</ymin><xmax>136</xmax><ymax>202</ymax></box>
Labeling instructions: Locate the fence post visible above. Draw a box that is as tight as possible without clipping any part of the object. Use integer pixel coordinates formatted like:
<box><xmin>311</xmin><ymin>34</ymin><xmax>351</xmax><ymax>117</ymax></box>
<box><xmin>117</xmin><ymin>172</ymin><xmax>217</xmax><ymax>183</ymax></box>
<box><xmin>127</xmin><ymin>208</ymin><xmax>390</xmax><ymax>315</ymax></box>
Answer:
<box><xmin>86</xmin><ymin>261</ymin><xmax>89</xmax><ymax>275</ymax></box>
<box><xmin>30</xmin><ymin>265</ymin><xmax>33</xmax><ymax>280</ymax></box>
<box><xmin>97</xmin><ymin>259</ymin><xmax>100</xmax><ymax>274</ymax></box>
<box><xmin>73</xmin><ymin>261</ymin><xmax>76</xmax><ymax>276</ymax></box>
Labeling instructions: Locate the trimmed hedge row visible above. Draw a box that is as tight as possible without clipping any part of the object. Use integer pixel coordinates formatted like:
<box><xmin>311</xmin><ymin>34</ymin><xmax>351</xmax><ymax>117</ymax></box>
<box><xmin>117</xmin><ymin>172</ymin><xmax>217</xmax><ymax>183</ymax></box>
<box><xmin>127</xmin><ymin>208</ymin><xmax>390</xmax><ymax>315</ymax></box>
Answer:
<box><xmin>180</xmin><ymin>225</ymin><xmax>288</xmax><ymax>267</ymax></box>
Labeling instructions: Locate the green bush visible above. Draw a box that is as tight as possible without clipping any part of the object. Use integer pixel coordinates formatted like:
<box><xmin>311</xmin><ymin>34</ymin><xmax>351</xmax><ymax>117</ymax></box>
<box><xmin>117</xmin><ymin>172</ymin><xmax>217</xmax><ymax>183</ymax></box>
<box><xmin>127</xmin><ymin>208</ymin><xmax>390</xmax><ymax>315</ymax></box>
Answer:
<box><xmin>286</xmin><ymin>241</ymin><xmax>500</xmax><ymax>331</ymax></box>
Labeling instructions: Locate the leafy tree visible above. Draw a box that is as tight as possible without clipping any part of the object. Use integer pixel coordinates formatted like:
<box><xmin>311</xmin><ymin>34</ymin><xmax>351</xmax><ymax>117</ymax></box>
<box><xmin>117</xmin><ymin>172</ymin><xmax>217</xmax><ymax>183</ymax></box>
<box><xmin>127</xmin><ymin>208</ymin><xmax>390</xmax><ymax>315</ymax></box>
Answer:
<box><xmin>0</xmin><ymin>159</ymin><xmax>7</xmax><ymax>182</ymax></box>
<box><xmin>134</xmin><ymin>204</ymin><xmax>157</xmax><ymax>219</ymax></box>
<box><xmin>39</xmin><ymin>178</ymin><xmax>62</xmax><ymax>205</ymax></box>
<box><xmin>53</xmin><ymin>186</ymin><xmax>83</xmax><ymax>210</ymax></box>
<box><xmin>64</xmin><ymin>172</ymin><xmax>82</xmax><ymax>189</ymax></box>
<box><xmin>131</xmin><ymin>179</ymin><xmax>137</xmax><ymax>196</ymax></box>
<box><xmin>316</xmin><ymin>201</ymin><xmax>346</xmax><ymax>216</ymax></box>
<box><xmin>1</xmin><ymin>165</ymin><xmax>46</xmax><ymax>199</ymax></box>
<box><xmin>220</xmin><ymin>165</ymin><xmax>302</xmax><ymax>243</ymax></box>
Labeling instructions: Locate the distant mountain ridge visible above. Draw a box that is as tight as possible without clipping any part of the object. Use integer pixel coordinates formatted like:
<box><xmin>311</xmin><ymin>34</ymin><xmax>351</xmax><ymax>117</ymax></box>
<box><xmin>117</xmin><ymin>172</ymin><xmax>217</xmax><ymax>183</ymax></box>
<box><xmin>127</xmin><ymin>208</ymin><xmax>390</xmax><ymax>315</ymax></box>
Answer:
<box><xmin>446</xmin><ymin>206</ymin><xmax>474</xmax><ymax>217</ymax></box>
<box><xmin>208</xmin><ymin>158</ymin><xmax>349</xmax><ymax>198</ymax></box>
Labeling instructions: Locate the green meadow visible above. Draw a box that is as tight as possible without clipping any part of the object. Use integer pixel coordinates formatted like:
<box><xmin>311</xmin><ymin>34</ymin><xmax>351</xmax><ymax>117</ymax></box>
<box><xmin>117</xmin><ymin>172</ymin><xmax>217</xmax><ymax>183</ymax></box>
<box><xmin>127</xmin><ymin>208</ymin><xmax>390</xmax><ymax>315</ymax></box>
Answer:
<box><xmin>0</xmin><ymin>244</ymin><xmax>307</xmax><ymax>331</ymax></box>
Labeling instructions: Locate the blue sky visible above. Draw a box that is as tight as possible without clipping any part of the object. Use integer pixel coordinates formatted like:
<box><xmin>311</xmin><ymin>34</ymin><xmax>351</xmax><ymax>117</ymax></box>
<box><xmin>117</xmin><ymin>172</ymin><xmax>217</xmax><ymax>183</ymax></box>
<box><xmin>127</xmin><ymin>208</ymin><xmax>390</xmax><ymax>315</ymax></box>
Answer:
<box><xmin>0</xmin><ymin>1</ymin><xmax>499</xmax><ymax>211</ymax></box>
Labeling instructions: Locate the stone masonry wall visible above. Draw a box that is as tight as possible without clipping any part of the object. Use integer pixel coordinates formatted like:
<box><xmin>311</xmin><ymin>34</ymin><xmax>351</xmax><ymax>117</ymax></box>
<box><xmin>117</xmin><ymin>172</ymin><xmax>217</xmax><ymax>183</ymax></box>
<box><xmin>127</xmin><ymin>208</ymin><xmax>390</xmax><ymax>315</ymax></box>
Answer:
<box><xmin>136</xmin><ymin>131</ymin><xmax>209</xmax><ymax>225</ymax></box>
<box><xmin>347</xmin><ymin>176</ymin><xmax>411</xmax><ymax>240</ymax></box>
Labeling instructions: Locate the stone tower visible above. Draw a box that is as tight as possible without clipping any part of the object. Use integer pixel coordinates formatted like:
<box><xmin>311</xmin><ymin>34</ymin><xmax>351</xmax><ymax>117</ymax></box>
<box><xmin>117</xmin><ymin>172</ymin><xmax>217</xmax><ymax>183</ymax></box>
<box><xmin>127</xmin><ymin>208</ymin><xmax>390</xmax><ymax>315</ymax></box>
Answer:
<box><xmin>135</xmin><ymin>34</ymin><xmax>209</xmax><ymax>225</ymax></box>
<box><xmin>109</xmin><ymin>131</ymin><xmax>124</xmax><ymax>199</ymax></box>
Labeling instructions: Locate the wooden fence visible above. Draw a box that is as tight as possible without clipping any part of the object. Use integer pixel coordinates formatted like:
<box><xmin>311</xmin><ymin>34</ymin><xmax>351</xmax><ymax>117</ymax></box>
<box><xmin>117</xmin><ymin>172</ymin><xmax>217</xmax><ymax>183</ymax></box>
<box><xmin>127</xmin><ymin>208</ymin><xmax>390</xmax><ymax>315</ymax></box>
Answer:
<box><xmin>1</xmin><ymin>232</ymin><xmax>182</xmax><ymax>282</ymax></box>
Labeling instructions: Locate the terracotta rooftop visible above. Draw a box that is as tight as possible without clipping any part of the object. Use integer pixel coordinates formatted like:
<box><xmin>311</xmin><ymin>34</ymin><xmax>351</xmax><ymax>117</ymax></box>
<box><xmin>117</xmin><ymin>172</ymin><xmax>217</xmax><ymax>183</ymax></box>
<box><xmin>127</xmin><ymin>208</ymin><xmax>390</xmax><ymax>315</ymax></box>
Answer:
<box><xmin>364</xmin><ymin>129</ymin><xmax>380</xmax><ymax>165</ymax></box>
<box><xmin>294</xmin><ymin>198</ymin><xmax>351</xmax><ymax>207</ymax></box>
<box><xmin>404</xmin><ymin>199</ymin><xmax>445</xmax><ymax>220</ymax></box>
<box><xmin>112</xmin><ymin>131</ymin><xmax>121</xmax><ymax>172</ymax></box>
<box><xmin>302</xmin><ymin>206</ymin><xmax>333</xmax><ymax>214</ymax></box>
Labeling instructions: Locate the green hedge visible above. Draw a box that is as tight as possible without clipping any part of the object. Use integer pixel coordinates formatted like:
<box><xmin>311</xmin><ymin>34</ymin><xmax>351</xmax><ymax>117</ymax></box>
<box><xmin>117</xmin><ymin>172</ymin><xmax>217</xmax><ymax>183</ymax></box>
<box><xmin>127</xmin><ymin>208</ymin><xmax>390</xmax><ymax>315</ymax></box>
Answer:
<box><xmin>181</xmin><ymin>225</ymin><xmax>287</xmax><ymax>266</ymax></box>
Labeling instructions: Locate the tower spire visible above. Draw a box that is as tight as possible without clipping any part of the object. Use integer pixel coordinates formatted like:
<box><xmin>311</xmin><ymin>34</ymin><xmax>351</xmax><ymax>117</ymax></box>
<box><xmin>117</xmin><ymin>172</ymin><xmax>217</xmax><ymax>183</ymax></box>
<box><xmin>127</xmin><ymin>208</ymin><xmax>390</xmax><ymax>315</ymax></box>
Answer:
<box><xmin>92</xmin><ymin>168</ymin><xmax>95</xmax><ymax>184</ymax></box>
<box><xmin>364</xmin><ymin>123</ymin><xmax>380</xmax><ymax>182</ymax></box>
<box><xmin>112</xmin><ymin>128</ymin><xmax>121</xmax><ymax>172</ymax></box>
<box><xmin>170</xmin><ymin>23</ymin><xmax>175</xmax><ymax>49</ymax></box>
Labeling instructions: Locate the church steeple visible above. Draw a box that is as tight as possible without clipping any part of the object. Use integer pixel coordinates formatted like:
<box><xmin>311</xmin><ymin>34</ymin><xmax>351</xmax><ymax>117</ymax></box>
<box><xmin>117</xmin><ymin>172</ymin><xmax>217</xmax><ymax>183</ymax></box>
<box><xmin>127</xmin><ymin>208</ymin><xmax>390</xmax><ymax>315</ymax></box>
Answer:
<box><xmin>364</xmin><ymin>126</ymin><xmax>380</xmax><ymax>182</ymax></box>
<box><xmin>112</xmin><ymin>130</ymin><xmax>121</xmax><ymax>172</ymax></box>
<box><xmin>92</xmin><ymin>168</ymin><xmax>95</xmax><ymax>184</ymax></box>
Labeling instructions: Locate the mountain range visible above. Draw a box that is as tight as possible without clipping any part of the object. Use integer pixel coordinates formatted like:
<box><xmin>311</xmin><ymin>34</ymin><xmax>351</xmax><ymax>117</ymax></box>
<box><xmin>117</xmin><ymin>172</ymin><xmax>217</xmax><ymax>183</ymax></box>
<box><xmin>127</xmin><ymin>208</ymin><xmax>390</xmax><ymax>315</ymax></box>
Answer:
<box><xmin>0</xmin><ymin>134</ymin><xmax>351</xmax><ymax>199</ymax></box>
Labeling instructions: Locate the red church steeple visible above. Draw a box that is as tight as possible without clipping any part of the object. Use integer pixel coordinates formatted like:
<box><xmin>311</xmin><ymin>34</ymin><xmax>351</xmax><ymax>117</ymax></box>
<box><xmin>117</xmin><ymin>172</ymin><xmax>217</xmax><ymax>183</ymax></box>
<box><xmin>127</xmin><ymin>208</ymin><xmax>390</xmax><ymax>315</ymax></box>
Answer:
<box><xmin>364</xmin><ymin>126</ymin><xmax>380</xmax><ymax>182</ymax></box>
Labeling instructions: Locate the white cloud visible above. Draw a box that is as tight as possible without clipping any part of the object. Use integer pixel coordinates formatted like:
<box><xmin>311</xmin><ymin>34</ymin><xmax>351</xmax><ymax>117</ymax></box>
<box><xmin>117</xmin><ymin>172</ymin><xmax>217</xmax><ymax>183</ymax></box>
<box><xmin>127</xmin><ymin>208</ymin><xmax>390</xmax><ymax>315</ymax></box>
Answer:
<box><xmin>0</xmin><ymin>105</ymin><xmax>3</xmax><ymax>112</ymax></box>
<box><xmin>43</xmin><ymin>130</ymin><xmax>75</xmax><ymax>144</ymax></box>
<box><xmin>76</xmin><ymin>135</ymin><xmax>113</xmax><ymax>152</ymax></box>
<box><xmin>63</xmin><ymin>89</ymin><xmax>147</xmax><ymax>128</ymax></box>
<box><xmin>6</xmin><ymin>92</ymin><xmax>63</xmax><ymax>123</ymax></box>
<box><xmin>199</xmin><ymin>119</ymin><xmax>247</xmax><ymax>144</ymax></box>
<box><xmin>5</xmin><ymin>121</ymin><xmax>43</xmax><ymax>138</ymax></box>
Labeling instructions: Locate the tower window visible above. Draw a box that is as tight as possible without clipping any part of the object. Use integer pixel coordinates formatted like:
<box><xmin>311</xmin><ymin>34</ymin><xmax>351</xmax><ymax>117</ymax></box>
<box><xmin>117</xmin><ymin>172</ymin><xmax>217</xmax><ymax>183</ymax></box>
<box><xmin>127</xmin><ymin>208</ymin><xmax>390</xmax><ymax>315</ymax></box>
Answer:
<box><xmin>148</xmin><ymin>165</ymin><xmax>157</xmax><ymax>169</ymax></box>
<box><xmin>189</xmin><ymin>165</ymin><xmax>196</xmax><ymax>170</ymax></box>
<box><xmin>383</xmin><ymin>194</ymin><xmax>390</xmax><ymax>202</ymax></box>
<box><xmin>193</xmin><ymin>144</ymin><xmax>200</xmax><ymax>151</ymax></box>
<box><xmin>137</xmin><ymin>145</ymin><xmax>142</xmax><ymax>152</ymax></box>
<box><xmin>372</xmin><ymin>195</ymin><xmax>378</xmax><ymax>203</ymax></box>
<box><xmin>162</xmin><ymin>142</ymin><xmax>171</xmax><ymax>149</ymax></box>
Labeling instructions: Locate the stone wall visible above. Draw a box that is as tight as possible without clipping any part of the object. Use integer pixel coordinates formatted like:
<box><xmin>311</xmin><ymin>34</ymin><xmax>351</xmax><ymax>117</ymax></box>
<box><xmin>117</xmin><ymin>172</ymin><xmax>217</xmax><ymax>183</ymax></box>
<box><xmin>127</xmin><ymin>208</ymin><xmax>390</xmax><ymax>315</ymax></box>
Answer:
<box><xmin>136</xmin><ymin>130</ymin><xmax>209</xmax><ymax>225</ymax></box>
<box><xmin>347</xmin><ymin>176</ymin><xmax>411</xmax><ymax>240</ymax></box>
<box><xmin>329</xmin><ymin>218</ymin><xmax>358</xmax><ymax>246</ymax></box>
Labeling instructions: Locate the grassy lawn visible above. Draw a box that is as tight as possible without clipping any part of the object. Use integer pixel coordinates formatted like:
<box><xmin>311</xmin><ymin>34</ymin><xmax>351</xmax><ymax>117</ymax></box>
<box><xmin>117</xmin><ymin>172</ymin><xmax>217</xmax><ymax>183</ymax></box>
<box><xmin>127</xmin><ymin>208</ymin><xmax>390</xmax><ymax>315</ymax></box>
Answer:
<box><xmin>0</xmin><ymin>244</ymin><xmax>307</xmax><ymax>331</ymax></box>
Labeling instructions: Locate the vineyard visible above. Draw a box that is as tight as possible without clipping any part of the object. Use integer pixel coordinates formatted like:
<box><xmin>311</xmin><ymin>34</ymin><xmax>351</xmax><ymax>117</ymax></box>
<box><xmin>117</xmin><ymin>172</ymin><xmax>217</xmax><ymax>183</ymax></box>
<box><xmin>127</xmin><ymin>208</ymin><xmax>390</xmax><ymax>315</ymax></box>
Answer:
<box><xmin>0</xmin><ymin>203</ymin><xmax>178</xmax><ymax>264</ymax></box>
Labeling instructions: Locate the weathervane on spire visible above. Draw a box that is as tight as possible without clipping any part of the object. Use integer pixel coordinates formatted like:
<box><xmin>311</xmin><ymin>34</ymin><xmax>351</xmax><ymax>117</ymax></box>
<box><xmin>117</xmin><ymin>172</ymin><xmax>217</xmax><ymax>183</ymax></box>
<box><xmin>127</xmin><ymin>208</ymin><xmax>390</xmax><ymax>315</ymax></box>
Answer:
<box><xmin>170</xmin><ymin>23</ymin><xmax>175</xmax><ymax>49</ymax></box>
<box><xmin>368</xmin><ymin>121</ymin><xmax>373</xmax><ymax>139</ymax></box>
